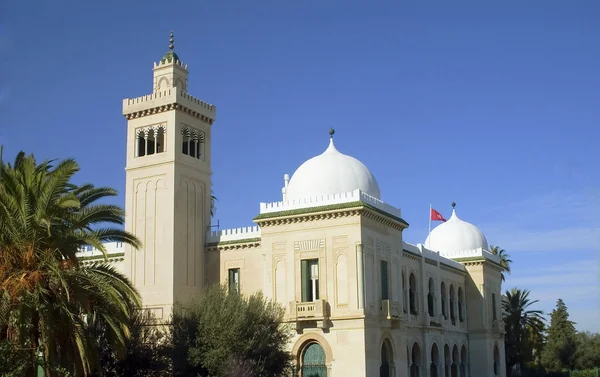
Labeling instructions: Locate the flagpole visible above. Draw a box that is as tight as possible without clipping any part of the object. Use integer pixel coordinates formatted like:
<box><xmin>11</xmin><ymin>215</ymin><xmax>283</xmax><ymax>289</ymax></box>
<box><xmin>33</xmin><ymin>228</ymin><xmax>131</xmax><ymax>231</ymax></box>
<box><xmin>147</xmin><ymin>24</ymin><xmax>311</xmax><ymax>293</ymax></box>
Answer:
<box><xmin>428</xmin><ymin>204</ymin><xmax>432</xmax><ymax>248</ymax></box>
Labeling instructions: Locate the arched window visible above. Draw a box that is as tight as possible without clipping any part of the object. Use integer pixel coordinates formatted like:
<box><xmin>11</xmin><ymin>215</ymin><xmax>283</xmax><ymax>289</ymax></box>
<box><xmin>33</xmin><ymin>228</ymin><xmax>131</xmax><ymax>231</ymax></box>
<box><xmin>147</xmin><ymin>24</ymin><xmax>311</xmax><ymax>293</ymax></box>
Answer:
<box><xmin>460</xmin><ymin>346</ymin><xmax>468</xmax><ymax>377</ymax></box>
<box><xmin>402</xmin><ymin>271</ymin><xmax>407</xmax><ymax>313</ymax></box>
<box><xmin>449</xmin><ymin>285</ymin><xmax>456</xmax><ymax>325</ymax></box>
<box><xmin>458</xmin><ymin>287</ymin><xmax>465</xmax><ymax>322</ymax></box>
<box><xmin>444</xmin><ymin>344</ymin><xmax>451</xmax><ymax>377</ymax></box>
<box><xmin>411</xmin><ymin>343</ymin><xmax>421</xmax><ymax>377</ymax></box>
<box><xmin>441</xmin><ymin>282</ymin><xmax>447</xmax><ymax>319</ymax></box>
<box><xmin>427</xmin><ymin>278</ymin><xmax>435</xmax><ymax>318</ymax></box>
<box><xmin>409</xmin><ymin>273</ymin><xmax>418</xmax><ymax>315</ymax></box>
<box><xmin>300</xmin><ymin>342</ymin><xmax>327</xmax><ymax>377</ymax></box>
<box><xmin>493</xmin><ymin>345</ymin><xmax>500</xmax><ymax>376</ymax></box>
<box><xmin>380</xmin><ymin>339</ymin><xmax>394</xmax><ymax>377</ymax></box>
<box><xmin>451</xmin><ymin>345</ymin><xmax>459</xmax><ymax>377</ymax></box>
<box><xmin>430</xmin><ymin>344</ymin><xmax>440</xmax><ymax>377</ymax></box>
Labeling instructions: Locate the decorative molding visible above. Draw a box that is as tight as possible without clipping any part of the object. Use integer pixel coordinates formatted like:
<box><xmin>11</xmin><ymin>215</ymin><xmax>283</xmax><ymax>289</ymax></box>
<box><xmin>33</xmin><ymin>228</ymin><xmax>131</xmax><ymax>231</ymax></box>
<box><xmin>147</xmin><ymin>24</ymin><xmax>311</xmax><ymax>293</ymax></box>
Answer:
<box><xmin>224</xmin><ymin>259</ymin><xmax>245</xmax><ymax>269</ymax></box>
<box><xmin>205</xmin><ymin>238</ymin><xmax>261</xmax><ymax>252</ymax></box>
<box><xmin>294</xmin><ymin>239</ymin><xmax>325</xmax><ymax>252</ymax></box>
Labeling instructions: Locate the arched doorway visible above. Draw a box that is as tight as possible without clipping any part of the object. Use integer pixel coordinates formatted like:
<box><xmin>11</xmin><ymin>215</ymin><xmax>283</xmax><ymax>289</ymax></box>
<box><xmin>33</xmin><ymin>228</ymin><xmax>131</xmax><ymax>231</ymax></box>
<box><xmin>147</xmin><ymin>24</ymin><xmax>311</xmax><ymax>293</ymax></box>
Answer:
<box><xmin>300</xmin><ymin>342</ymin><xmax>327</xmax><ymax>377</ymax></box>
<box><xmin>380</xmin><ymin>339</ymin><xmax>394</xmax><ymax>377</ymax></box>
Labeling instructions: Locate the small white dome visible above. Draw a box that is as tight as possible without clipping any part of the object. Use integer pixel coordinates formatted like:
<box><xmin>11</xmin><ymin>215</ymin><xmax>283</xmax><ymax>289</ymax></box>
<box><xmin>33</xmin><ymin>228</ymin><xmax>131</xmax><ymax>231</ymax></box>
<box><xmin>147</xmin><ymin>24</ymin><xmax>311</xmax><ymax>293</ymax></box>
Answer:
<box><xmin>425</xmin><ymin>208</ymin><xmax>489</xmax><ymax>254</ymax></box>
<box><xmin>285</xmin><ymin>137</ymin><xmax>381</xmax><ymax>200</ymax></box>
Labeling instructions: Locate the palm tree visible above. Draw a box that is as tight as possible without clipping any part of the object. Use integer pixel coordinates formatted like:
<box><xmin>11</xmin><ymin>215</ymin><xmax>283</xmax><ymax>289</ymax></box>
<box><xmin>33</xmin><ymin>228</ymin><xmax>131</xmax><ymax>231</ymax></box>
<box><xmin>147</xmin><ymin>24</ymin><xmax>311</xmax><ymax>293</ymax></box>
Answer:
<box><xmin>490</xmin><ymin>245</ymin><xmax>512</xmax><ymax>282</ymax></box>
<box><xmin>502</xmin><ymin>288</ymin><xmax>545</xmax><ymax>376</ymax></box>
<box><xmin>0</xmin><ymin>152</ymin><xmax>141</xmax><ymax>376</ymax></box>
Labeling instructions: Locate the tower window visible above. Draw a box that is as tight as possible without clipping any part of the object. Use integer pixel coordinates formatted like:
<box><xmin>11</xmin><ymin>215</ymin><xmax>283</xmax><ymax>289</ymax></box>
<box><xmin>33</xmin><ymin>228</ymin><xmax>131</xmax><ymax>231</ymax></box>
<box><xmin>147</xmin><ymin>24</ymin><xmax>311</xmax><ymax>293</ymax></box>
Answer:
<box><xmin>380</xmin><ymin>260</ymin><xmax>389</xmax><ymax>300</ymax></box>
<box><xmin>181</xmin><ymin>125</ymin><xmax>204</xmax><ymax>160</ymax></box>
<box><xmin>136</xmin><ymin>126</ymin><xmax>165</xmax><ymax>158</ymax></box>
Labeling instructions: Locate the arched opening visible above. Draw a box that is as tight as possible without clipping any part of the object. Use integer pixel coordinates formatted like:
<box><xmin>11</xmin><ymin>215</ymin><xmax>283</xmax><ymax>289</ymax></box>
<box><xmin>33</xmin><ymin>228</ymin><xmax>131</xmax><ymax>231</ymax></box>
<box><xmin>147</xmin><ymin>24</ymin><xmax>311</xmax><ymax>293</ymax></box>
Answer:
<box><xmin>427</xmin><ymin>278</ymin><xmax>435</xmax><ymax>317</ymax></box>
<box><xmin>451</xmin><ymin>345</ymin><xmax>459</xmax><ymax>377</ymax></box>
<box><xmin>299</xmin><ymin>342</ymin><xmax>327</xmax><ymax>377</ymax></box>
<box><xmin>449</xmin><ymin>285</ymin><xmax>456</xmax><ymax>325</ymax></box>
<box><xmin>409</xmin><ymin>273</ymin><xmax>418</xmax><ymax>315</ymax></box>
<box><xmin>402</xmin><ymin>271</ymin><xmax>407</xmax><ymax>313</ymax></box>
<box><xmin>444</xmin><ymin>344</ymin><xmax>451</xmax><ymax>377</ymax></box>
<box><xmin>493</xmin><ymin>345</ymin><xmax>500</xmax><ymax>376</ymax></box>
<box><xmin>458</xmin><ymin>287</ymin><xmax>464</xmax><ymax>322</ymax></box>
<box><xmin>410</xmin><ymin>342</ymin><xmax>421</xmax><ymax>377</ymax></box>
<box><xmin>441</xmin><ymin>282</ymin><xmax>447</xmax><ymax>319</ymax></box>
<box><xmin>380</xmin><ymin>339</ymin><xmax>394</xmax><ymax>377</ymax></box>
<box><xmin>430</xmin><ymin>343</ymin><xmax>440</xmax><ymax>377</ymax></box>
<box><xmin>460</xmin><ymin>345</ymin><xmax>467</xmax><ymax>377</ymax></box>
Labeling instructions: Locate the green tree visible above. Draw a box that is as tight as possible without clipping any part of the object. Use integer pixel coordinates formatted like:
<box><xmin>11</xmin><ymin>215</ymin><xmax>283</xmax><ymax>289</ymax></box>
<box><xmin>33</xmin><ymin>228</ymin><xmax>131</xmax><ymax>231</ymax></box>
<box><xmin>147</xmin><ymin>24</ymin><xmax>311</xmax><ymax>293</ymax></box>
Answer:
<box><xmin>0</xmin><ymin>152</ymin><xmax>141</xmax><ymax>377</ymax></box>
<box><xmin>171</xmin><ymin>284</ymin><xmax>293</xmax><ymax>377</ymax></box>
<box><xmin>541</xmin><ymin>299</ymin><xmax>578</xmax><ymax>371</ymax></box>
<box><xmin>91</xmin><ymin>310</ymin><xmax>172</xmax><ymax>377</ymax></box>
<box><xmin>502</xmin><ymin>288</ymin><xmax>545</xmax><ymax>376</ymax></box>
<box><xmin>574</xmin><ymin>331</ymin><xmax>600</xmax><ymax>370</ymax></box>
<box><xmin>490</xmin><ymin>245</ymin><xmax>512</xmax><ymax>282</ymax></box>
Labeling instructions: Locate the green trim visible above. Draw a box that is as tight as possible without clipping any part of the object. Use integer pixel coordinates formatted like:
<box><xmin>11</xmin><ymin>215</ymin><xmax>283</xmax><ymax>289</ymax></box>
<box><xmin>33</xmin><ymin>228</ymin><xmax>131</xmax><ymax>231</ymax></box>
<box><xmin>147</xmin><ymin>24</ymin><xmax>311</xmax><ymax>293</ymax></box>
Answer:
<box><xmin>206</xmin><ymin>237</ymin><xmax>261</xmax><ymax>248</ymax></box>
<box><xmin>78</xmin><ymin>252</ymin><xmax>125</xmax><ymax>261</ymax></box>
<box><xmin>253</xmin><ymin>201</ymin><xmax>409</xmax><ymax>227</ymax></box>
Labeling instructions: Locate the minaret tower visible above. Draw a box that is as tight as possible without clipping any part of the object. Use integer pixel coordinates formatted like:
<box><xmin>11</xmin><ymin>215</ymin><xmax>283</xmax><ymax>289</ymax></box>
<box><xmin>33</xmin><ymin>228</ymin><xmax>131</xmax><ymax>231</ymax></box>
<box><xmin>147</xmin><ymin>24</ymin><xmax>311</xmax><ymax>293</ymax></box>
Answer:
<box><xmin>122</xmin><ymin>32</ymin><xmax>216</xmax><ymax>320</ymax></box>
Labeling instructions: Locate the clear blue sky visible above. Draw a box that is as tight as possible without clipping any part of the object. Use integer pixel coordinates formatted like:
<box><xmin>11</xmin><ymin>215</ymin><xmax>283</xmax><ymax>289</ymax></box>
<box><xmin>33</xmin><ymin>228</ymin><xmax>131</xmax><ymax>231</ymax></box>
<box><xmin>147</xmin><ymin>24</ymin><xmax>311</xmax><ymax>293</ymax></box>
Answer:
<box><xmin>1</xmin><ymin>0</ymin><xmax>598</xmax><ymax>331</ymax></box>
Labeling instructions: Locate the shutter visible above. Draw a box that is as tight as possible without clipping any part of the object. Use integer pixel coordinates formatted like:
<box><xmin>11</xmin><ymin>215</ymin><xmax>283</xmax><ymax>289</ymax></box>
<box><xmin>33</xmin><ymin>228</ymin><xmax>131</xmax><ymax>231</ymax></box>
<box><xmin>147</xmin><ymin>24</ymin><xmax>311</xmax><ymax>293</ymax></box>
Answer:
<box><xmin>301</xmin><ymin>260</ymin><xmax>309</xmax><ymax>302</ymax></box>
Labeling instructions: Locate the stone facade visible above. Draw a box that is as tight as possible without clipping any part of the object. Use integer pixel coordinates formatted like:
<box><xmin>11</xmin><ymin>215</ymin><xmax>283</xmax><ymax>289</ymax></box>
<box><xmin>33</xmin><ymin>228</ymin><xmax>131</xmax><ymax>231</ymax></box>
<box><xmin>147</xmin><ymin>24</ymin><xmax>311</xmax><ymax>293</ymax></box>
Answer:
<box><xmin>78</xmin><ymin>40</ymin><xmax>506</xmax><ymax>377</ymax></box>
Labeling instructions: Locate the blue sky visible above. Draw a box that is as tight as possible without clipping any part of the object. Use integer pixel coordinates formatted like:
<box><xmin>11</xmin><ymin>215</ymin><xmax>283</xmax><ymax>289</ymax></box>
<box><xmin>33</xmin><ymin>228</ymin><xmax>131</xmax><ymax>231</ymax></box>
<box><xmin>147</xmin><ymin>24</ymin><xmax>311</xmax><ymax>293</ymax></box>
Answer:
<box><xmin>1</xmin><ymin>0</ymin><xmax>598</xmax><ymax>331</ymax></box>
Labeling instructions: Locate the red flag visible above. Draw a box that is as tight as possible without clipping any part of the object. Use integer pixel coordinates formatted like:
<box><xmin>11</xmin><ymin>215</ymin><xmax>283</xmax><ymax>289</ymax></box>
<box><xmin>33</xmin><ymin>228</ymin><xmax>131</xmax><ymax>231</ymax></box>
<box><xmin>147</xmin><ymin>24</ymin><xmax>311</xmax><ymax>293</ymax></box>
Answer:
<box><xmin>430</xmin><ymin>208</ymin><xmax>446</xmax><ymax>222</ymax></box>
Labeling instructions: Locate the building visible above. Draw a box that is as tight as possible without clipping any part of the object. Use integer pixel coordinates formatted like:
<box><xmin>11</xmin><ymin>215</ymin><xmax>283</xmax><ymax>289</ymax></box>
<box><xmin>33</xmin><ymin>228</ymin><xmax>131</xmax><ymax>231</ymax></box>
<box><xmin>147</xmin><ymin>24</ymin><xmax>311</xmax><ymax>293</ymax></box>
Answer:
<box><xmin>78</xmin><ymin>36</ymin><xmax>507</xmax><ymax>377</ymax></box>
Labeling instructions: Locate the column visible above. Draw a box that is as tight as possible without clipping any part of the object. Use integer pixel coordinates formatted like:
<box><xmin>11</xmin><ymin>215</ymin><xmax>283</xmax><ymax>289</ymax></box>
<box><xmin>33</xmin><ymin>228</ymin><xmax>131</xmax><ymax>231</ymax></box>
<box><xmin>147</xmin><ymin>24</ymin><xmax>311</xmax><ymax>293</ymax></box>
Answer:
<box><xmin>356</xmin><ymin>243</ymin><xmax>365</xmax><ymax>310</ymax></box>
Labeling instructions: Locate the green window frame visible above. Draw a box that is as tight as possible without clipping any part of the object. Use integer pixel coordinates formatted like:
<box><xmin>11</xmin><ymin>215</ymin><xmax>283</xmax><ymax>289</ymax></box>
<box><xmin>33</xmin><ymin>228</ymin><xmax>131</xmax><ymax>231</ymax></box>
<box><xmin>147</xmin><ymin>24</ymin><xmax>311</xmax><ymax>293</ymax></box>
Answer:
<box><xmin>301</xmin><ymin>259</ymin><xmax>319</xmax><ymax>302</ymax></box>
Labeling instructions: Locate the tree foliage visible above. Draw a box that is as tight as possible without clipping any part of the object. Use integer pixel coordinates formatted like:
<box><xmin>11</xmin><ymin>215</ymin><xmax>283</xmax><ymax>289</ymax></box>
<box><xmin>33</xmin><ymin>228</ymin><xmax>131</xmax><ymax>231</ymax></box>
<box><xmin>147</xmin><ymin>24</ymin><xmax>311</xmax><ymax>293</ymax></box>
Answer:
<box><xmin>541</xmin><ymin>299</ymin><xmax>578</xmax><ymax>371</ymax></box>
<box><xmin>171</xmin><ymin>284</ymin><xmax>293</xmax><ymax>377</ymax></box>
<box><xmin>502</xmin><ymin>288</ymin><xmax>545</xmax><ymax>375</ymax></box>
<box><xmin>0</xmin><ymin>152</ymin><xmax>141</xmax><ymax>377</ymax></box>
<box><xmin>490</xmin><ymin>245</ymin><xmax>512</xmax><ymax>282</ymax></box>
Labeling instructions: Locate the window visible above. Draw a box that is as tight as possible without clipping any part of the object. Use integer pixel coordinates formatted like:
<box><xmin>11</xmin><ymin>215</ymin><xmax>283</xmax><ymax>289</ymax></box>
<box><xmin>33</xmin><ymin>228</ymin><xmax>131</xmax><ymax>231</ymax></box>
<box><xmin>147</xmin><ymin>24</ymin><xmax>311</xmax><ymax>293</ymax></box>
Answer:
<box><xmin>458</xmin><ymin>287</ymin><xmax>464</xmax><ymax>322</ymax></box>
<box><xmin>380</xmin><ymin>260</ymin><xmax>389</xmax><ymax>300</ymax></box>
<box><xmin>181</xmin><ymin>126</ymin><xmax>203</xmax><ymax>159</ymax></box>
<box><xmin>228</xmin><ymin>268</ymin><xmax>240</xmax><ymax>294</ymax></box>
<box><xmin>136</xmin><ymin>127</ymin><xmax>165</xmax><ymax>157</ymax></box>
<box><xmin>427</xmin><ymin>278</ymin><xmax>435</xmax><ymax>317</ymax></box>
<box><xmin>441</xmin><ymin>282</ymin><xmax>447</xmax><ymax>319</ymax></box>
<box><xmin>450</xmin><ymin>285</ymin><xmax>456</xmax><ymax>325</ymax></box>
<box><xmin>492</xmin><ymin>293</ymin><xmax>497</xmax><ymax>321</ymax></box>
<box><xmin>409</xmin><ymin>273</ymin><xmax>417</xmax><ymax>315</ymax></box>
<box><xmin>301</xmin><ymin>259</ymin><xmax>319</xmax><ymax>302</ymax></box>
<box><xmin>402</xmin><ymin>272</ymin><xmax>407</xmax><ymax>313</ymax></box>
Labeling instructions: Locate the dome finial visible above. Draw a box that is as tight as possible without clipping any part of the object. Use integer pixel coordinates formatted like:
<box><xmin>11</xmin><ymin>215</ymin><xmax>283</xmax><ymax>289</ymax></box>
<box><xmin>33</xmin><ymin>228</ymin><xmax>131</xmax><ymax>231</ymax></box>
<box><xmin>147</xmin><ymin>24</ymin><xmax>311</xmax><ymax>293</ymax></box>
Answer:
<box><xmin>328</xmin><ymin>128</ymin><xmax>335</xmax><ymax>139</ymax></box>
<box><xmin>451</xmin><ymin>201</ymin><xmax>456</xmax><ymax>209</ymax></box>
<box><xmin>169</xmin><ymin>30</ymin><xmax>175</xmax><ymax>51</ymax></box>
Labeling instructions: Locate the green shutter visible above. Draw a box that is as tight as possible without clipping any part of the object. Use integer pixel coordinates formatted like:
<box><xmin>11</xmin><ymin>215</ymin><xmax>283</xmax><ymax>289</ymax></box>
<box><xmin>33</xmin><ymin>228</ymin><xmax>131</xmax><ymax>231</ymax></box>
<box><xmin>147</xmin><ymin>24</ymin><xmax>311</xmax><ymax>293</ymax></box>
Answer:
<box><xmin>301</xmin><ymin>260</ymin><xmax>309</xmax><ymax>302</ymax></box>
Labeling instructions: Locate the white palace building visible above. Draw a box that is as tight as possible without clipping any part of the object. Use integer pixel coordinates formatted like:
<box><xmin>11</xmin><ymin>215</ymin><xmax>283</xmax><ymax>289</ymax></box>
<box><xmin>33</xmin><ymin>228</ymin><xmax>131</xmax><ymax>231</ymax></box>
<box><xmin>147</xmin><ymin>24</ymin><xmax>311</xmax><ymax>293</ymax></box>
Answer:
<box><xmin>77</xmin><ymin>37</ymin><xmax>506</xmax><ymax>377</ymax></box>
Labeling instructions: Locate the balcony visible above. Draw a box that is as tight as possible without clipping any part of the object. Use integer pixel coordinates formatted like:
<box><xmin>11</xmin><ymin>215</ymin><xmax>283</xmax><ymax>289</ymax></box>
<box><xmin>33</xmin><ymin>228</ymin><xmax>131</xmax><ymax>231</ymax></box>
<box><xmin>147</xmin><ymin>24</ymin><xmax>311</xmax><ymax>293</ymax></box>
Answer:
<box><xmin>380</xmin><ymin>299</ymin><xmax>402</xmax><ymax>320</ymax></box>
<box><xmin>289</xmin><ymin>300</ymin><xmax>329</xmax><ymax>331</ymax></box>
<box><xmin>492</xmin><ymin>319</ymin><xmax>505</xmax><ymax>333</ymax></box>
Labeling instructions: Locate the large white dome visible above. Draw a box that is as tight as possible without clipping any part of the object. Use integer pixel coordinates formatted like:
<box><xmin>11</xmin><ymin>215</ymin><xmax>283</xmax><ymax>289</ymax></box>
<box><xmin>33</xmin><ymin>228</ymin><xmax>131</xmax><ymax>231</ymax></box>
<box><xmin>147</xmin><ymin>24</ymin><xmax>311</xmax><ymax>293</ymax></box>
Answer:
<box><xmin>425</xmin><ymin>208</ymin><xmax>489</xmax><ymax>254</ymax></box>
<box><xmin>285</xmin><ymin>136</ymin><xmax>381</xmax><ymax>201</ymax></box>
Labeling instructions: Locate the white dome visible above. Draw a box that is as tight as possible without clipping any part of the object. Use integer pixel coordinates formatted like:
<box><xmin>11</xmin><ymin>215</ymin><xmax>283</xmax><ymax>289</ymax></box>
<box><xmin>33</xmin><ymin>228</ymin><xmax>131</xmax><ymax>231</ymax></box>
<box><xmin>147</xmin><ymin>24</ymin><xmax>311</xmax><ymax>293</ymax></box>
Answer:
<box><xmin>285</xmin><ymin>137</ymin><xmax>381</xmax><ymax>200</ymax></box>
<box><xmin>425</xmin><ymin>209</ymin><xmax>489</xmax><ymax>254</ymax></box>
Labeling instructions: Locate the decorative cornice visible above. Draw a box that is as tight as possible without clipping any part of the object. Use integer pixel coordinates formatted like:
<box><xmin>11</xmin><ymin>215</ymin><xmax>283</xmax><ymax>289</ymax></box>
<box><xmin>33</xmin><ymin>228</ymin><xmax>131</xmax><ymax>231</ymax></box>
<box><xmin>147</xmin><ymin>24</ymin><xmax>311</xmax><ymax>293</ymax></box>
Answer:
<box><xmin>205</xmin><ymin>237</ymin><xmax>261</xmax><ymax>252</ymax></box>
<box><xmin>124</xmin><ymin>103</ymin><xmax>214</xmax><ymax>124</ymax></box>
<box><xmin>78</xmin><ymin>252</ymin><xmax>125</xmax><ymax>262</ymax></box>
<box><xmin>254</xmin><ymin>201</ymin><xmax>409</xmax><ymax>230</ymax></box>
<box><xmin>454</xmin><ymin>257</ymin><xmax>504</xmax><ymax>271</ymax></box>
<box><xmin>439</xmin><ymin>262</ymin><xmax>467</xmax><ymax>276</ymax></box>
<box><xmin>403</xmin><ymin>249</ymin><xmax>422</xmax><ymax>261</ymax></box>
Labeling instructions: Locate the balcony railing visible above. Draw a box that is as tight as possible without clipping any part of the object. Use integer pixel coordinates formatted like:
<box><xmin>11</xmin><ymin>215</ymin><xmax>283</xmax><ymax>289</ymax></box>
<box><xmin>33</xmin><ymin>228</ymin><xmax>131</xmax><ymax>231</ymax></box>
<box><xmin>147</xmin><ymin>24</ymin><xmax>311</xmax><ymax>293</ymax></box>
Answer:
<box><xmin>289</xmin><ymin>299</ymin><xmax>329</xmax><ymax>321</ymax></box>
<box><xmin>492</xmin><ymin>319</ymin><xmax>505</xmax><ymax>332</ymax></box>
<box><xmin>379</xmin><ymin>299</ymin><xmax>402</xmax><ymax>320</ymax></box>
